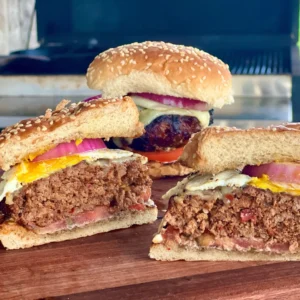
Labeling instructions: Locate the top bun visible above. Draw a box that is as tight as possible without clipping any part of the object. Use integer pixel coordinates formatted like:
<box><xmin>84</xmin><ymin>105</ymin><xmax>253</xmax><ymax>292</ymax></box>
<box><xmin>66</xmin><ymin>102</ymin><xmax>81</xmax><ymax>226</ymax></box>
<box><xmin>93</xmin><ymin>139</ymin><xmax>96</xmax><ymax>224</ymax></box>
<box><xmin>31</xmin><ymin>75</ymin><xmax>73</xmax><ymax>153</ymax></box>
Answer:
<box><xmin>86</xmin><ymin>41</ymin><xmax>233</xmax><ymax>108</ymax></box>
<box><xmin>0</xmin><ymin>96</ymin><xmax>144</xmax><ymax>170</ymax></box>
<box><xmin>180</xmin><ymin>124</ymin><xmax>300</xmax><ymax>174</ymax></box>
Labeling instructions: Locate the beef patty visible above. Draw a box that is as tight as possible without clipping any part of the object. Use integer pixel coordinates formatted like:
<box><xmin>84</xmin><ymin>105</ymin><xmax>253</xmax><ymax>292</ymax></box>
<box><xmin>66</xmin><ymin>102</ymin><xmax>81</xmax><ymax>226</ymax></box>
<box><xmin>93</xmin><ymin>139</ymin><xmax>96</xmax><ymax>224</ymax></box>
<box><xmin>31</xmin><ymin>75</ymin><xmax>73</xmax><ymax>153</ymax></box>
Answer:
<box><xmin>164</xmin><ymin>186</ymin><xmax>300</xmax><ymax>252</ymax></box>
<box><xmin>118</xmin><ymin>110</ymin><xmax>213</xmax><ymax>152</ymax></box>
<box><xmin>1</xmin><ymin>159</ymin><xmax>151</xmax><ymax>229</ymax></box>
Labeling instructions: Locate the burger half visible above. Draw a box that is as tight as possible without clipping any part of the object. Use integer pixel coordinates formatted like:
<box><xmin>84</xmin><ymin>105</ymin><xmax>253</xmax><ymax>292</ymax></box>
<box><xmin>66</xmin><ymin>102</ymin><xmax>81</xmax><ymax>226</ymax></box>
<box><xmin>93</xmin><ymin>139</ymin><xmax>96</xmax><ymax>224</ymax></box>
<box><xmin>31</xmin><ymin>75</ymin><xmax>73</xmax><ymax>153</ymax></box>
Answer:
<box><xmin>86</xmin><ymin>41</ymin><xmax>233</xmax><ymax>178</ymax></box>
<box><xmin>150</xmin><ymin>124</ymin><xmax>300</xmax><ymax>261</ymax></box>
<box><xmin>0</xmin><ymin>97</ymin><xmax>157</xmax><ymax>249</ymax></box>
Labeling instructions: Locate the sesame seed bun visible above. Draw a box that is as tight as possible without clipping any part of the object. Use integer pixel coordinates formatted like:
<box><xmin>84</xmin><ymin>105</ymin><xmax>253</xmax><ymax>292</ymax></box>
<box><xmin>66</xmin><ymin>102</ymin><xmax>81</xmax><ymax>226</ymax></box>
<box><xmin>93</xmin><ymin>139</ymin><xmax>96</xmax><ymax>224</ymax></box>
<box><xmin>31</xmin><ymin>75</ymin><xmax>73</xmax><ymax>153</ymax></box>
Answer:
<box><xmin>180</xmin><ymin>124</ymin><xmax>300</xmax><ymax>174</ymax></box>
<box><xmin>86</xmin><ymin>41</ymin><xmax>233</xmax><ymax>108</ymax></box>
<box><xmin>0</xmin><ymin>96</ymin><xmax>144</xmax><ymax>171</ymax></box>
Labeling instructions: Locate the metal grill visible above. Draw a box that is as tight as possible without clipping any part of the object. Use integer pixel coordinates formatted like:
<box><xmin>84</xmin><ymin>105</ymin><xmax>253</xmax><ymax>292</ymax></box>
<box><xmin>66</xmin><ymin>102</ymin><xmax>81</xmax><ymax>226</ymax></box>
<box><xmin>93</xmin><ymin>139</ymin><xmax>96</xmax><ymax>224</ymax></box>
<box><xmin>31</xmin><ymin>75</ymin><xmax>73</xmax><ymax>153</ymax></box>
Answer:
<box><xmin>211</xmin><ymin>48</ymin><xmax>291</xmax><ymax>75</ymax></box>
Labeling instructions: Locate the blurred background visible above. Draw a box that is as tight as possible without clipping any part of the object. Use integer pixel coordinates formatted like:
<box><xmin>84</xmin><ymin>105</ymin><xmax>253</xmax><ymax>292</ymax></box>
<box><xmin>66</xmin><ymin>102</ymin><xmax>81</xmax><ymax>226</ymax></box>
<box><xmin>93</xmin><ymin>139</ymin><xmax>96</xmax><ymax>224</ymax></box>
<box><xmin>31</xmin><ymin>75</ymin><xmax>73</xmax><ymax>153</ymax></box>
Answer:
<box><xmin>0</xmin><ymin>0</ymin><xmax>299</xmax><ymax>128</ymax></box>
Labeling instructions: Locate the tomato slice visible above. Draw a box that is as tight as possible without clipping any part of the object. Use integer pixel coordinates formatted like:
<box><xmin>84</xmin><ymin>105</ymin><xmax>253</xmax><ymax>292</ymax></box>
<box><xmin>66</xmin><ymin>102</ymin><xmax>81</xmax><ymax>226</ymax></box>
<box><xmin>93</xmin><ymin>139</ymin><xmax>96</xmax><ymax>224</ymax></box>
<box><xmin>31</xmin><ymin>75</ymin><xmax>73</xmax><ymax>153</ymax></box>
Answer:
<box><xmin>129</xmin><ymin>203</ymin><xmax>145</xmax><ymax>211</ymax></box>
<box><xmin>134</xmin><ymin>147</ymin><xmax>184</xmax><ymax>163</ymax></box>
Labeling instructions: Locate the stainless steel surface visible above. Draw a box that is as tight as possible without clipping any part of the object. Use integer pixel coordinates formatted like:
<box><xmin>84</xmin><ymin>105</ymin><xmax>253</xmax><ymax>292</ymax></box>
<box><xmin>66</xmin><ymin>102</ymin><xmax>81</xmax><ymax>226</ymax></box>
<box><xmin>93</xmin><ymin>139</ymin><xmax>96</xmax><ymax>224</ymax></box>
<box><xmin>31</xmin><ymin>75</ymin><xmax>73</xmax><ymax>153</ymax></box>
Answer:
<box><xmin>0</xmin><ymin>74</ymin><xmax>292</xmax><ymax>98</ymax></box>
<box><xmin>232</xmin><ymin>75</ymin><xmax>291</xmax><ymax>97</ymax></box>
<box><xmin>0</xmin><ymin>96</ymin><xmax>292</xmax><ymax>128</ymax></box>
<box><xmin>214</xmin><ymin>96</ymin><xmax>292</xmax><ymax>121</ymax></box>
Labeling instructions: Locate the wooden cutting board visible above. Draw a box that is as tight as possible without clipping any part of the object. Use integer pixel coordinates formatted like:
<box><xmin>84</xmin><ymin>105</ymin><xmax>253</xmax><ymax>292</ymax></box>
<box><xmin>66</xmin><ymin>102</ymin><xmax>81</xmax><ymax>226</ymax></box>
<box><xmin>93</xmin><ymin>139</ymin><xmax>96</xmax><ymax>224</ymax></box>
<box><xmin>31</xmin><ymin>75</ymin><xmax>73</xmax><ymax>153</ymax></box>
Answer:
<box><xmin>0</xmin><ymin>177</ymin><xmax>300</xmax><ymax>300</ymax></box>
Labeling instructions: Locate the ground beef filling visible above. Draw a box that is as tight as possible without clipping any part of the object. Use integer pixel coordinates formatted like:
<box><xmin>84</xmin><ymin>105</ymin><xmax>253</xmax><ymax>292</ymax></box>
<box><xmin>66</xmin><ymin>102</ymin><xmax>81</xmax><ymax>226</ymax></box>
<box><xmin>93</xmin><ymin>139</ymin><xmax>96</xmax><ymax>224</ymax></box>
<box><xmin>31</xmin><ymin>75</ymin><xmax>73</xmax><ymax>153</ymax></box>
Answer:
<box><xmin>164</xmin><ymin>186</ymin><xmax>300</xmax><ymax>252</ymax></box>
<box><xmin>3</xmin><ymin>159</ymin><xmax>152</xmax><ymax>229</ymax></box>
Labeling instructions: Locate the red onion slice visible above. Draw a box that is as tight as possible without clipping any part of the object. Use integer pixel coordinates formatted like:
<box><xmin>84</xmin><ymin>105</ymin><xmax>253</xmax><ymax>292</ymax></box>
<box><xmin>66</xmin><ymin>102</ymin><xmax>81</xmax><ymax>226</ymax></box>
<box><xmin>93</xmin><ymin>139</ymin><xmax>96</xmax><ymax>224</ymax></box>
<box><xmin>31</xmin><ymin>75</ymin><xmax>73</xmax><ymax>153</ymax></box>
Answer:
<box><xmin>33</xmin><ymin>138</ymin><xmax>106</xmax><ymax>162</ymax></box>
<box><xmin>242</xmin><ymin>162</ymin><xmax>300</xmax><ymax>184</ymax></box>
<box><xmin>83</xmin><ymin>94</ymin><xmax>102</xmax><ymax>102</ymax></box>
<box><xmin>129</xmin><ymin>93</ymin><xmax>208</xmax><ymax>110</ymax></box>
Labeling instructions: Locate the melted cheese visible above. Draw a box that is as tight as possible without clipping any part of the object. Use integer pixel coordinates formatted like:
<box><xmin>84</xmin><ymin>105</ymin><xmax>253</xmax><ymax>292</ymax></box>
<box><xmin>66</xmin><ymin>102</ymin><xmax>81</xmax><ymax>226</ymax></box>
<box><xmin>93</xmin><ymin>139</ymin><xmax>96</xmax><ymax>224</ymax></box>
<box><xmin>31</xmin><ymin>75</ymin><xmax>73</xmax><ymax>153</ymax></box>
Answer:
<box><xmin>131</xmin><ymin>95</ymin><xmax>210</xmax><ymax>127</ymax></box>
<box><xmin>75</xmin><ymin>139</ymin><xmax>83</xmax><ymax>146</ymax></box>
<box><xmin>139</xmin><ymin>108</ymin><xmax>210</xmax><ymax>127</ymax></box>
<box><xmin>0</xmin><ymin>149</ymin><xmax>145</xmax><ymax>202</ymax></box>
<box><xmin>16</xmin><ymin>155</ymin><xmax>84</xmax><ymax>184</ymax></box>
<box><xmin>249</xmin><ymin>175</ymin><xmax>300</xmax><ymax>195</ymax></box>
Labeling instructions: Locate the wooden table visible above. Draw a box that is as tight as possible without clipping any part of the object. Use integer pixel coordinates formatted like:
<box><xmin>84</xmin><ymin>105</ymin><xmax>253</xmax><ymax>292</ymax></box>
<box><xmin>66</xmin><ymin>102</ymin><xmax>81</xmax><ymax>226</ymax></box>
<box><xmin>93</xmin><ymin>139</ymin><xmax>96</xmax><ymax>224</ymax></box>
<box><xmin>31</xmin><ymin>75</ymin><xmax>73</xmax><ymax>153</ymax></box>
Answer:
<box><xmin>0</xmin><ymin>178</ymin><xmax>300</xmax><ymax>299</ymax></box>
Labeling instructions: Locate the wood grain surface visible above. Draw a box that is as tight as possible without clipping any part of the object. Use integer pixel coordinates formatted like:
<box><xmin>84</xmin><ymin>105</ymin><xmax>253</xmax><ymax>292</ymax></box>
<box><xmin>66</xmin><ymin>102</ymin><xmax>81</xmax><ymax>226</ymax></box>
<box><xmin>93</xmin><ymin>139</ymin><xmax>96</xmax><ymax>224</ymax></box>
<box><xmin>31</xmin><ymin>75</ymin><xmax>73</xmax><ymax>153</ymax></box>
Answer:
<box><xmin>0</xmin><ymin>177</ymin><xmax>299</xmax><ymax>300</ymax></box>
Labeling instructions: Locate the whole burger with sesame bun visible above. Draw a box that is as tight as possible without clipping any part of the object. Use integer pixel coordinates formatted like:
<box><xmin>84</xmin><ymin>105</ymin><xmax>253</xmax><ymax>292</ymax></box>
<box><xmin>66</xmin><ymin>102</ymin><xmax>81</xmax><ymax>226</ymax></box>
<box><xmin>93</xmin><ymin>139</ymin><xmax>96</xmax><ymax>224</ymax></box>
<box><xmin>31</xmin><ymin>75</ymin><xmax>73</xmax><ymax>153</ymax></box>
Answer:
<box><xmin>86</xmin><ymin>41</ymin><xmax>233</xmax><ymax>178</ymax></box>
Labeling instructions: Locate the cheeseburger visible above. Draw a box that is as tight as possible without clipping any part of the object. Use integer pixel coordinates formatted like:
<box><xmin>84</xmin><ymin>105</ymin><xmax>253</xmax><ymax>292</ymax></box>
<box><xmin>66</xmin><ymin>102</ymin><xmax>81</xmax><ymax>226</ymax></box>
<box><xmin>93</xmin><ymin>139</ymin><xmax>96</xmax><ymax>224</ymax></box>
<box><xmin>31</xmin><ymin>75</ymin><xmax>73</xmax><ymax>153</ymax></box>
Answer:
<box><xmin>0</xmin><ymin>97</ymin><xmax>157</xmax><ymax>249</ymax></box>
<box><xmin>86</xmin><ymin>41</ymin><xmax>233</xmax><ymax>178</ymax></box>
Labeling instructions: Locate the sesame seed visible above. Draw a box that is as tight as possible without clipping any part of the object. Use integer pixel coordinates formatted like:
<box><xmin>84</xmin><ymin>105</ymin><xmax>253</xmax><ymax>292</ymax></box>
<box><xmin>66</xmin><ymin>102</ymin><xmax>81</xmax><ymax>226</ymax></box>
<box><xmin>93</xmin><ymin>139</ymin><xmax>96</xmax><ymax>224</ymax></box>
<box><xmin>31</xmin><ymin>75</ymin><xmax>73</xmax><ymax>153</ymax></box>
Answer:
<box><xmin>200</xmin><ymin>66</ymin><xmax>204</xmax><ymax>70</ymax></box>
<box><xmin>70</xmin><ymin>115</ymin><xmax>76</xmax><ymax>120</ymax></box>
<box><xmin>25</xmin><ymin>124</ymin><xmax>32</xmax><ymax>128</ymax></box>
<box><xmin>192</xmin><ymin>75</ymin><xmax>196</xmax><ymax>78</ymax></box>
<box><xmin>35</xmin><ymin>119</ymin><xmax>41</xmax><ymax>124</ymax></box>
<box><xmin>218</xmin><ymin>70</ymin><xmax>222</xmax><ymax>75</ymax></box>
<box><xmin>49</xmin><ymin>121</ymin><xmax>54</xmax><ymax>126</ymax></box>
<box><xmin>15</xmin><ymin>136</ymin><xmax>21</xmax><ymax>141</ymax></box>
<box><xmin>204</xmin><ymin>63</ymin><xmax>208</xmax><ymax>68</ymax></box>
<box><xmin>145</xmin><ymin>55</ymin><xmax>148</xmax><ymax>60</ymax></box>
<box><xmin>147</xmin><ymin>62</ymin><xmax>152</xmax><ymax>66</ymax></box>
<box><xmin>158</xmin><ymin>54</ymin><xmax>163</xmax><ymax>57</ymax></box>
<box><xmin>208</xmin><ymin>67</ymin><xmax>211</xmax><ymax>72</ymax></box>
<box><xmin>41</xmin><ymin>126</ymin><xmax>47</xmax><ymax>131</ymax></box>
<box><xmin>165</xmin><ymin>70</ymin><xmax>170</xmax><ymax>75</ymax></box>
<box><xmin>191</xmin><ymin>67</ymin><xmax>195</xmax><ymax>71</ymax></box>
<box><xmin>20</xmin><ymin>129</ymin><xmax>26</xmax><ymax>132</ymax></box>
<box><xmin>173</xmin><ymin>80</ymin><xmax>178</xmax><ymax>84</ymax></box>
<box><xmin>37</xmin><ymin>127</ymin><xmax>41</xmax><ymax>132</ymax></box>
<box><xmin>90</xmin><ymin>104</ymin><xmax>96</xmax><ymax>108</ymax></box>
<box><xmin>203</xmin><ymin>76</ymin><xmax>207</xmax><ymax>80</ymax></box>
<box><xmin>26</xmin><ymin>121</ymin><xmax>31</xmax><ymax>125</ymax></box>
<box><xmin>179</xmin><ymin>67</ymin><xmax>182</xmax><ymax>72</ymax></box>
<box><xmin>165</xmin><ymin>54</ymin><xmax>171</xmax><ymax>60</ymax></box>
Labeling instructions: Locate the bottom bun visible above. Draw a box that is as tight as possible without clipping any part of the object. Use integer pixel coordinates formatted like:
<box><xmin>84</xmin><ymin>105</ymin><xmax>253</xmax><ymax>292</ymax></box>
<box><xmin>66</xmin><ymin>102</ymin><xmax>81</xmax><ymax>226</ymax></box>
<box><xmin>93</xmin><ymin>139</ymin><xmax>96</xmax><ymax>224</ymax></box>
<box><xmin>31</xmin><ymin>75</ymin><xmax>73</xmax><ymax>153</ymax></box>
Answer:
<box><xmin>0</xmin><ymin>207</ymin><xmax>158</xmax><ymax>250</ymax></box>
<box><xmin>147</xmin><ymin>161</ymin><xmax>193</xmax><ymax>178</ymax></box>
<box><xmin>149</xmin><ymin>242</ymin><xmax>300</xmax><ymax>261</ymax></box>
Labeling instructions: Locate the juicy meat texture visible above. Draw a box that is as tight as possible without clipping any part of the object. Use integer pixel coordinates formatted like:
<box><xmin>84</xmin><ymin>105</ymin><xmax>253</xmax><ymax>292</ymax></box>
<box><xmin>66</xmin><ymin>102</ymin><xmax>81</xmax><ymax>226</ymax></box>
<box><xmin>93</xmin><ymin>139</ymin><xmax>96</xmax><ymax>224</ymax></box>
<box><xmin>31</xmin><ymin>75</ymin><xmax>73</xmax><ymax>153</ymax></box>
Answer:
<box><xmin>164</xmin><ymin>186</ymin><xmax>300</xmax><ymax>253</ymax></box>
<box><xmin>127</xmin><ymin>110</ymin><xmax>213</xmax><ymax>152</ymax></box>
<box><xmin>4</xmin><ymin>159</ymin><xmax>152</xmax><ymax>229</ymax></box>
